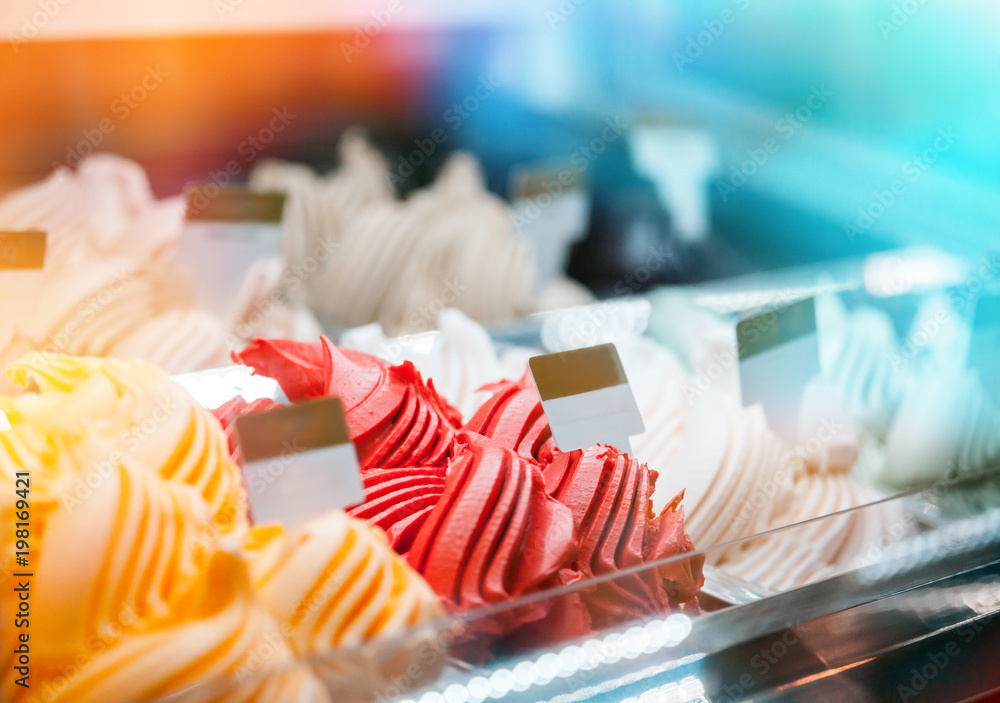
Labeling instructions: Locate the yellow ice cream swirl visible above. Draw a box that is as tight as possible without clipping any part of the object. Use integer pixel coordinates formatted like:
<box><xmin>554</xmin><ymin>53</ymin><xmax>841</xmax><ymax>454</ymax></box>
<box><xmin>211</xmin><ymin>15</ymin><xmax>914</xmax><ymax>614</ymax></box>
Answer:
<box><xmin>0</xmin><ymin>354</ymin><xmax>447</xmax><ymax>702</ymax></box>
<box><xmin>4</xmin><ymin>353</ymin><xmax>248</xmax><ymax>536</ymax></box>
<box><xmin>37</xmin><ymin>549</ymin><xmax>329</xmax><ymax>703</ymax></box>
<box><xmin>0</xmin><ymin>403</ymin><xmax>326</xmax><ymax>701</ymax></box>
<box><xmin>245</xmin><ymin>512</ymin><xmax>448</xmax><ymax>700</ymax></box>
<box><xmin>246</xmin><ymin>512</ymin><xmax>444</xmax><ymax>652</ymax></box>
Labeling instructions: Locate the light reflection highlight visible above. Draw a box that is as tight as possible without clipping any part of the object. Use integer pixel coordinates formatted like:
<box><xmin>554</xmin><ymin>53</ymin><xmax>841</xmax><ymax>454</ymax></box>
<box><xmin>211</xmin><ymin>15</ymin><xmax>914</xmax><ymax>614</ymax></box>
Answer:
<box><xmin>406</xmin><ymin>613</ymin><xmax>694</xmax><ymax>703</ymax></box>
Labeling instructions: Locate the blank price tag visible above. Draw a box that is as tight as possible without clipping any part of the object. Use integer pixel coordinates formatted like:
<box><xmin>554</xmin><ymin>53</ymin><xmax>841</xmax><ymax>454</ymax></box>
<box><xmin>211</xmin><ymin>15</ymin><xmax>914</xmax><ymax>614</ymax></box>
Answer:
<box><xmin>737</xmin><ymin>297</ymin><xmax>821</xmax><ymax>446</ymax></box>
<box><xmin>529</xmin><ymin>343</ymin><xmax>644</xmax><ymax>453</ymax></box>
<box><xmin>235</xmin><ymin>396</ymin><xmax>364</xmax><ymax>529</ymax></box>
<box><xmin>177</xmin><ymin>187</ymin><xmax>285</xmax><ymax>319</ymax></box>
<box><xmin>0</xmin><ymin>230</ymin><xmax>46</xmax><ymax>350</ymax></box>
<box><xmin>969</xmin><ymin>291</ymin><xmax>1000</xmax><ymax>403</ymax></box>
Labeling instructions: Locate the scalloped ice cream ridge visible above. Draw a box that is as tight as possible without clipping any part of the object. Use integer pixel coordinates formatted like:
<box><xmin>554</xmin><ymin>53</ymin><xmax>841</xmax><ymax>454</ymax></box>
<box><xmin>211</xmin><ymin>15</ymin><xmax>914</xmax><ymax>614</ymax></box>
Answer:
<box><xmin>812</xmin><ymin>291</ymin><xmax>1000</xmax><ymax>501</ymax></box>
<box><xmin>249</xmin><ymin>130</ymin><xmax>593</xmax><ymax>335</ymax></box>
<box><xmin>651</xmin><ymin>289</ymin><xmax>1000</xmax><ymax>497</ymax></box>
<box><xmin>0</xmin><ymin>354</ymin><xmax>444</xmax><ymax>702</ymax></box>
<box><xmin>226</xmin><ymin>335</ymin><xmax>705</xmax><ymax>641</ymax></box>
<box><xmin>0</xmin><ymin>137</ymin><xmax>589</xmax><ymax>381</ymax></box>
<box><xmin>331</xmin><ymin>309</ymin><xmax>908</xmax><ymax>590</ymax></box>
<box><xmin>0</xmin><ymin>154</ymin><xmax>322</xmax><ymax>386</ymax></box>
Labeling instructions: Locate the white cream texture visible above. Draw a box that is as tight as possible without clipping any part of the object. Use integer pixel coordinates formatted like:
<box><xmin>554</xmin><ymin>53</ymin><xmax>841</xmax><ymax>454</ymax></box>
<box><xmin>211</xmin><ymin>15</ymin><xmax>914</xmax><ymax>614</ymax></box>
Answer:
<box><xmin>250</xmin><ymin>131</ymin><xmax>591</xmax><ymax>335</ymax></box>
<box><xmin>0</xmin><ymin>154</ymin><xmax>320</xmax><ymax>380</ymax></box>
<box><xmin>341</xmin><ymin>310</ymin><xmax>903</xmax><ymax>590</ymax></box>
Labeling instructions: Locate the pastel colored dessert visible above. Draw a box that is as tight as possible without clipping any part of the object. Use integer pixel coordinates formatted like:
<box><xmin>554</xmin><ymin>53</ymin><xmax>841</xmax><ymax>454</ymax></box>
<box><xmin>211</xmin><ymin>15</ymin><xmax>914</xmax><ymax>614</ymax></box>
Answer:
<box><xmin>235</xmin><ymin>337</ymin><xmax>461</xmax><ymax>469</ymax></box>
<box><xmin>461</xmin><ymin>373</ymin><xmax>558</xmax><ymax>465</ymax></box>
<box><xmin>250</xmin><ymin>132</ymin><xmax>591</xmax><ymax>335</ymax></box>
<box><xmin>816</xmin><ymin>292</ymin><xmax>907</xmax><ymax>438</ymax></box>
<box><xmin>405</xmin><ymin>432</ymin><xmax>576</xmax><ymax>627</ymax></box>
<box><xmin>227</xmin><ymin>337</ymin><xmax>703</xmax><ymax>638</ymax></box>
<box><xmin>711</xmin><ymin>470</ymin><xmax>900</xmax><ymax>591</ymax></box>
<box><xmin>0</xmin><ymin>155</ymin><xmax>217</xmax><ymax>378</ymax></box>
<box><xmin>0</xmin><ymin>353</ymin><xmax>446</xmax><ymax>702</ymax></box>
<box><xmin>542</xmin><ymin>445</ymin><xmax>703</xmax><ymax>627</ymax></box>
<box><xmin>333</xmin><ymin>313</ymin><xmax>905</xmax><ymax>591</ymax></box>
<box><xmin>651</xmin><ymin>393</ymin><xmax>802</xmax><ymax>548</ymax></box>
<box><xmin>392</xmin><ymin>153</ymin><xmax>538</xmax><ymax>326</ymax></box>
<box><xmin>244</xmin><ymin>511</ymin><xmax>446</xmax><ymax>700</ymax></box>
<box><xmin>250</xmin><ymin>128</ymin><xmax>396</xmax><ymax>311</ymax></box>
<box><xmin>103</xmin><ymin>308</ymin><xmax>234</xmax><ymax>376</ymax></box>
<box><xmin>878</xmin><ymin>366</ymin><xmax>1000</xmax><ymax>489</ymax></box>
<box><xmin>613</xmin><ymin>338</ymin><xmax>903</xmax><ymax>589</ymax></box>
<box><xmin>0</xmin><ymin>373</ymin><xmax>326</xmax><ymax>701</ymax></box>
<box><xmin>6</xmin><ymin>353</ymin><xmax>249</xmax><ymax>536</ymax></box>
<box><xmin>340</xmin><ymin>308</ymin><xmax>535</xmax><ymax>421</ymax></box>
<box><xmin>0</xmin><ymin>155</ymin><xmax>320</xmax><ymax>379</ymax></box>
<box><xmin>817</xmin><ymin>291</ymin><xmax>1000</xmax><ymax>495</ymax></box>
<box><xmin>346</xmin><ymin>465</ymin><xmax>448</xmax><ymax>554</ymax></box>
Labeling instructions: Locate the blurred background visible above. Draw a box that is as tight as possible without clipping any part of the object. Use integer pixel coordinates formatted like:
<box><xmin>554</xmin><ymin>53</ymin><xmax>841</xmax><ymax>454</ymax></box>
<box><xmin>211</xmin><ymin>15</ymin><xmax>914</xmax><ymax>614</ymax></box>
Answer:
<box><xmin>2</xmin><ymin>0</ymin><xmax>998</xmax><ymax>293</ymax></box>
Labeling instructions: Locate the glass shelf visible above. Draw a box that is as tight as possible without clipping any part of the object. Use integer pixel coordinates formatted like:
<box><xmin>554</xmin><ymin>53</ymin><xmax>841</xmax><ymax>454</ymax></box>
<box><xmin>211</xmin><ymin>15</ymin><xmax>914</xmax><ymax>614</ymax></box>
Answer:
<box><xmin>152</xmin><ymin>471</ymin><xmax>1000</xmax><ymax>702</ymax></box>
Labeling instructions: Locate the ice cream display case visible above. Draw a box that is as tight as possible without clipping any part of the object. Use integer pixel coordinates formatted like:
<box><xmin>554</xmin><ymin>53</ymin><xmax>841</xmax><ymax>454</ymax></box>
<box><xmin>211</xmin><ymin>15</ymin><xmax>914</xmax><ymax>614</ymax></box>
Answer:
<box><xmin>3</xmin><ymin>1</ymin><xmax>1000</xmax><ymax>702</ymax></box>
<box><xmin>164</xmin><ymin>276</ymin><xmax>1000</xmax><ymax>701</ymax></box>
<box><xmin>340</xmin><ymin>482</ymin><xmax>1000</xmax><ymax>703</ymax></box>
<box><xmin>129</xmin><ymin>474</ymin><xmax>1000</xmax><ymax>703</ymax></box>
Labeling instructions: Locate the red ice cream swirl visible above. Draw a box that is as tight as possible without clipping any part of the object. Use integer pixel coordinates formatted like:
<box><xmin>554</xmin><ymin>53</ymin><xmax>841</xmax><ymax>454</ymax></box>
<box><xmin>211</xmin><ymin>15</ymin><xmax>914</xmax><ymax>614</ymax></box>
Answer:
<box><xmin>405</xmin><ymin>432</ymin><xmax>577</xmax><ymax>633</ymax></box>
<box><xmin>235</xmin><ymin>336</ymin><xmax>461</xmax><ymax>470</ymax></box>
<box><xmin>346</xmin><ymin>465</ymin><xmax>448</xmax><ymax>555</ymax></box>
<box><xmin>461</xmin><ymin>372</ymin><xmax>557</xmax><ymax>465</ymax></box>
<box><xmin>542</xmin><ymin>445</ymin><xmax>704</xmax><ymax>628</ymax></box>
